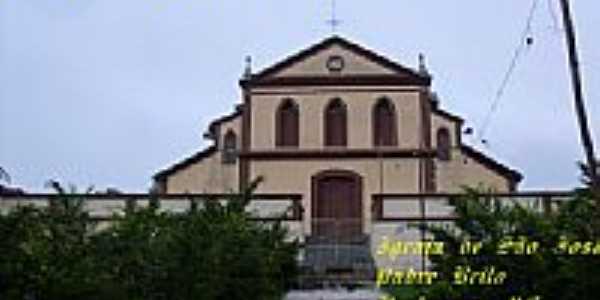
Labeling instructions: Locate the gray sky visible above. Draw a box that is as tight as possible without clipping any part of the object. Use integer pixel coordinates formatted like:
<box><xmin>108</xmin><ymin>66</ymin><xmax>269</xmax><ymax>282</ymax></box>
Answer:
<box><xmin>1</xmin><ymin>0</ymin><xmax>599</xmax><ymax>192</ymax></box>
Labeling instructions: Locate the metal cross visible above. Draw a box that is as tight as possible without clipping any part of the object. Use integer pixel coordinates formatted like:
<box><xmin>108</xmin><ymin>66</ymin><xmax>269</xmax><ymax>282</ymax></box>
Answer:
<box><xmin>326</xmin><ymin>0</ymin><xmax>342</xmax><ymax>34</ymax></box>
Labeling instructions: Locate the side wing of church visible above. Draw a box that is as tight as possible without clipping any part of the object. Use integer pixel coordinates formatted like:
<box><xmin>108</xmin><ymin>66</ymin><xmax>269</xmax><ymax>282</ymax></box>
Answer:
<box><xmin>154</xmin><ymin>36</ymin><xmax>521</xmax><ymax>200</ymax></box>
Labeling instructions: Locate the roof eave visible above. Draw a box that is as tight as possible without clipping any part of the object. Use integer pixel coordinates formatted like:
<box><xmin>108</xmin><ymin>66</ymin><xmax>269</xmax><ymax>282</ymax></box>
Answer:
<box><xmin>461</xmin><ymin>145</ymin><xmax>523</xmax><ymax>184</ymax></box>
<box><xmin>153</xmin><ymin>146</ymin><xmax>218</xmax><ymax>181</ymax></box>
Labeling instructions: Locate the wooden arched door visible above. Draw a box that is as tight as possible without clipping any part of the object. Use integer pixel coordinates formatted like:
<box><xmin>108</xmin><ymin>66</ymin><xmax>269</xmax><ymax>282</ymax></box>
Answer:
<box><xmin>311</xmin><ymin>170</ymin><xmax>362</xmax><ymax>241</ymax></box>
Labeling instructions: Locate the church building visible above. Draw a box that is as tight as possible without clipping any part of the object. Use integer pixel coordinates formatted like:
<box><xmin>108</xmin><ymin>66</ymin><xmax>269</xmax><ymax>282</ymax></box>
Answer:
<box><xmin>153</xmin><ymin>36</ymin><xmax>522</xmax><ymax>242</ymax></box>
<box><xmin>150</xmin><ymin>36</ymin><xmax>524</xmax><ymax>278</ymax></box>
<box><xmin>154</xmin><ymin>36</ymin><xmax>521</xmax><ymax>193</ymax></box>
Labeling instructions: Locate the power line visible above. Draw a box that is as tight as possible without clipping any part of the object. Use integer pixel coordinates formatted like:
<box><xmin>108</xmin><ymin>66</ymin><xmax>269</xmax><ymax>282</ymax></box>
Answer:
<box><xmin>477</xmin><ymin>0</ymin><xmax>540</xmax><ymax>143</ymax></box>
<box><xmin>547</xmin><ymin>0</ymin><xmax>562</xmax><ymax>31</ymax></box>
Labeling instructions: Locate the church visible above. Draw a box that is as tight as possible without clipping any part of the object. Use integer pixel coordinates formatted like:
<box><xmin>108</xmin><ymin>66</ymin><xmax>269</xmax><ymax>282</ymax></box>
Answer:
<box><xmin>152</xmin><ymin>37</ymin><xmax>522</xmax><ymax>278</ymax></box>
<box><xmin>153</xmin><ymin>35</ymin><xmax>522</xmax><ymax>201</ymax></box>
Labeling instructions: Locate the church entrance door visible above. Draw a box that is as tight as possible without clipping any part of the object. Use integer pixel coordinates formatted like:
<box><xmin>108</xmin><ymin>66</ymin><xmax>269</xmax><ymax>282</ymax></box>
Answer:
<box><xmin>311</xmin><ymin>170</ymin><xmax>362</xmax><ymax>242</ymax></box>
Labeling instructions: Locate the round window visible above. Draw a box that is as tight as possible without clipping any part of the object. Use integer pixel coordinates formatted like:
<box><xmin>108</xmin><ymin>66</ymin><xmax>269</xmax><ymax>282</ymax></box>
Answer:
<box><xmin>326</xmin><ymin>55</ymin><xmax>345</xmax><ymax>72</ymax></box>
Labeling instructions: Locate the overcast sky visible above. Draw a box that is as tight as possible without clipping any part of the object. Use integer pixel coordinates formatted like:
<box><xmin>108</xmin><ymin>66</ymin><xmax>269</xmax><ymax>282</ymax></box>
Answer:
<box><xmin>1</xmin><ymin>0</ymin><xmax>599</xmax><ymax>192</ymax></box>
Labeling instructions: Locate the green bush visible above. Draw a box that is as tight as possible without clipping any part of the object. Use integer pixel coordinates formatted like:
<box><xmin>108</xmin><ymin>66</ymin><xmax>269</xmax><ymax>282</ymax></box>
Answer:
<box><xmin>0</xmin><ymin>181</ymin><xmax>298</xmax><ymax>300</ymax></box>
<box><xmin>386</xmin><ymin>187</ymin><xmax>600</xmax><ymax>300</ymax></box>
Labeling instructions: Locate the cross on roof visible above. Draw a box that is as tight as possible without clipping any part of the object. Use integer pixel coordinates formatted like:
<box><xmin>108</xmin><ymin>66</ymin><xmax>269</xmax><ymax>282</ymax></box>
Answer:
<box><xmin>326</xmin><ymin>0</ymin><xmax>342</xmax><ymax>34</ymax></box>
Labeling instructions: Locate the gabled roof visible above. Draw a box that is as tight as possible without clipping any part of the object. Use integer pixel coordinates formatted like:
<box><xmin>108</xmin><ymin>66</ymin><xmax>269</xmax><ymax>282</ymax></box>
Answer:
<box><xmin>433</xmin><ymin>107</ymin><xmax>465</xmax><ymax>124</ymax></box>
<box><xmin>154</xmin><ymin>146</ymin><xmax>217</xmax><ymax>181</ymax></box>
<box><xmin>461</xmin><ymin>145</ymin><xmax>523</xmax><ymax>184</ymax></box>
<box><xmin>241</xmin><ymin>35</ymin><xmax>431</xmax><ymax>87</ymax></box>
<box><xmin>157</xmin><ymin>105</ymin><xmax>243</xmax><ymax>182</ymax></box>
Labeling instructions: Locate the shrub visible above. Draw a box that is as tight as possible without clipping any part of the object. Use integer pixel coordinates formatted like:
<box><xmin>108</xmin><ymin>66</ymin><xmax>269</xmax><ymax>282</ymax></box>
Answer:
<box><xmin>0</xmin><ymin>180</ymin><xmax>298</xmax><ymax>300</ymax></box>
<box><xmin>387</xmin><ymin>187</ymin><xmax>600</xmax><ymax>300</ymax></box>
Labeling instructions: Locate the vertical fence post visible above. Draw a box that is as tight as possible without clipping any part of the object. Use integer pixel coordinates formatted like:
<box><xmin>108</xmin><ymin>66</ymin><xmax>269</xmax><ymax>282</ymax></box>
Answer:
<box><xmin>125</xmin><ymin>197</ymin><xmax>136</xmax><ymax>213</ymax></box>
<box><xmin>542</xmin><ymin>195</ymin><xmax>552</xmax><ymax>214</ymax></box>
<box><xmin>420</xmin><ymin>196</ymin><xmax>426</xmax><ymax>273</ymax></box>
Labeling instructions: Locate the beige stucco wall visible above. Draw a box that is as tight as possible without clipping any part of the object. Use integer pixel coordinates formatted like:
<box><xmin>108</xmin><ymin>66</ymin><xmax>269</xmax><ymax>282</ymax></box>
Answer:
<box><xmin>435</xmin><ymin>150</ymin><xmax>511</xmax><ymax>192</ymax></box>
<box><xmin>249</xmin><ymin>158</ymin><xmax>421</xmax><ymax>235</ymax></box>
<box><xmin>273</xmin><ymin>44</ymin><xmax>397</xmax><ymax>77</ymax></box>
<box><xmin>250</xmin><ymin>87</ymin><xmax>424</xmax><ymax>150</ymax></box>
<box><xmin>166</xmin><ymin>151</ymin><xmax>237</xmax><ymax>193</ymax></box>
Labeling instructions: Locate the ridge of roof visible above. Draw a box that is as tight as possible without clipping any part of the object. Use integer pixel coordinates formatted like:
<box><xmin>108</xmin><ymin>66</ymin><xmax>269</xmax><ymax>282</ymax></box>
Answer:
<box><xmin>248</xmin><ymin>35</ymin><xmax>430</xmax><ymax>82</ymax></box>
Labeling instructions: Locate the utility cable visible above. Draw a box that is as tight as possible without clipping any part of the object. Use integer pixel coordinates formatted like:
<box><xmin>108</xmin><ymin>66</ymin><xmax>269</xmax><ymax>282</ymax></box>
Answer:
<box><xmin>477</xmin><ymin>0</ymin><xmax>540</xmax><ymax>144</ymax></box>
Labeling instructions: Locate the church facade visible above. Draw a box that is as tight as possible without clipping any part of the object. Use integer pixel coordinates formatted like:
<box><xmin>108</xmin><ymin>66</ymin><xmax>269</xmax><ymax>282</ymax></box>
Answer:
<box><xmin>153</xmin><ymin>36</ymin><xmax>522</xmax><ymax>235</ymax></box>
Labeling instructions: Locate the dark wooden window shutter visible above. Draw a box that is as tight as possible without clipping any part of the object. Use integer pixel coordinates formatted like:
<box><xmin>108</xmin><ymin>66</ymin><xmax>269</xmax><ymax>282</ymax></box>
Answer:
<box><xmin>325</xmin><ymin>98</ymin><xmax>347</xmax><ymax>147</ymax></box>
<box><xmin>222</xmin><ymin>130</ymin><xmax>238</xmax><ymax>164</ymax></box>
<box><xmin>436</xmin><ymin>127</ymin><xmax>451</xmax><ymax>161</ymax></box>
<box><xmin>373</xmin><ymin>98</ymin><xmax>398</xmax><ymax>147</ymax></box>
<box><xmin>276</xmin><ymin>99</ymin><xmax>299</xmax><ymax>147</ymax></box>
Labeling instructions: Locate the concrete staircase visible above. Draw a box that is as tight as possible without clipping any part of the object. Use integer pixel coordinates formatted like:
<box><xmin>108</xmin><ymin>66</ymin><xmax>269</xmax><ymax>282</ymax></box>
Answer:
<box><xmin>297</xmin><ymin>234</ymin><xmax>376</xmax><ymax>289</ymax></box>
<box><xmin>285</xmin><ymin>288</ymin><xmax>383</xmax><ymax>300</ymax></box>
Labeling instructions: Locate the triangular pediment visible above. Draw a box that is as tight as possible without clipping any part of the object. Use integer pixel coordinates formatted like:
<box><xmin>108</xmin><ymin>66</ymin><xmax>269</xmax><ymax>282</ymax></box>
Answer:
<box><xmin>245</xmin><ymin>36</ymin><xmax>430</xmax><ymax>86</ymax></box>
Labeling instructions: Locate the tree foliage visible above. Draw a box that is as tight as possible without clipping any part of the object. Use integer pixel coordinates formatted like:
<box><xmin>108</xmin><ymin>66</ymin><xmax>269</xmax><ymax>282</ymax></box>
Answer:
<box><xmin>388</xmin><ymin>187</ymin><xmax>600</xmax><ymax>300</ymax></box>
<box><xmin>0</xmin><ymin>181</ymin><xmax>298</xmax><ymax>300</ymax></box>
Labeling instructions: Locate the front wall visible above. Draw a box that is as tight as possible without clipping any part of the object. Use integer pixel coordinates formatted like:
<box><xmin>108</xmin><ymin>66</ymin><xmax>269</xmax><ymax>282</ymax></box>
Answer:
<box><xmin>166</xmin><ymin>93</ymin><xmax>511</xmax><ymax>193</ymax></box>
<box><xmin>274</xmin><ymin>44</ymin><xmax>397</xmax><ymax>77</ymax></box>
<box><xmin>251</xmin><ymin>87</ymin><xmax>423</xmax><ymax>150</ymax></box>
<box><xmin>249</xmin><ymin>158</ymin><xmax>421</xmax><ymax>234</ymax></box>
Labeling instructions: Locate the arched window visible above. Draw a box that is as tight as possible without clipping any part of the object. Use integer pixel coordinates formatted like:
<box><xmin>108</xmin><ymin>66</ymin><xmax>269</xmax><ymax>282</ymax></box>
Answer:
<box><xmin>372</xmin><ymin>97</ymin><xmax>397</xmax><ymax>147</ymax></box>
<box><xmin>276</xmin><ymin>99</ymin><xmax>299</xmax><ymax>147</ymax></box>
<box><xmin>437</xmin><ymin>127</ymin><xmax>451</xmax><ymax>161</ymax></box>
<box><xmin>324</xmin><ymin>98</ymin><xmax>347</xmax><ymax>147</ymax></box>
<box><xmin>222</xmin><ymin>130</ymin><xmax>237</xmax><ymax>164</ymax></box>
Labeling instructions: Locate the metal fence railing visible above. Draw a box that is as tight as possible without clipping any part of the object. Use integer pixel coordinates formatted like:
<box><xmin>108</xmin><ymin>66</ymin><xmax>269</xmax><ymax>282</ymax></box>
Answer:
<box><xmin>372</xmin><ymin>191</ymin><xmax>574</xmax><ymax>222</ymax></box>
<box><xmin>370</xmin><ymin>191</ymin><xmax>576</xmax><ymax>272</ymax></box>
<box><xmin>0</xmin><ymin>193</ymin><xmax>304</xmax><ymax>221</ymax></box>
<box><xmin>1</xmin><ymin>191</ymin><xmax>578</xmax><ymax>277</ymax></box>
